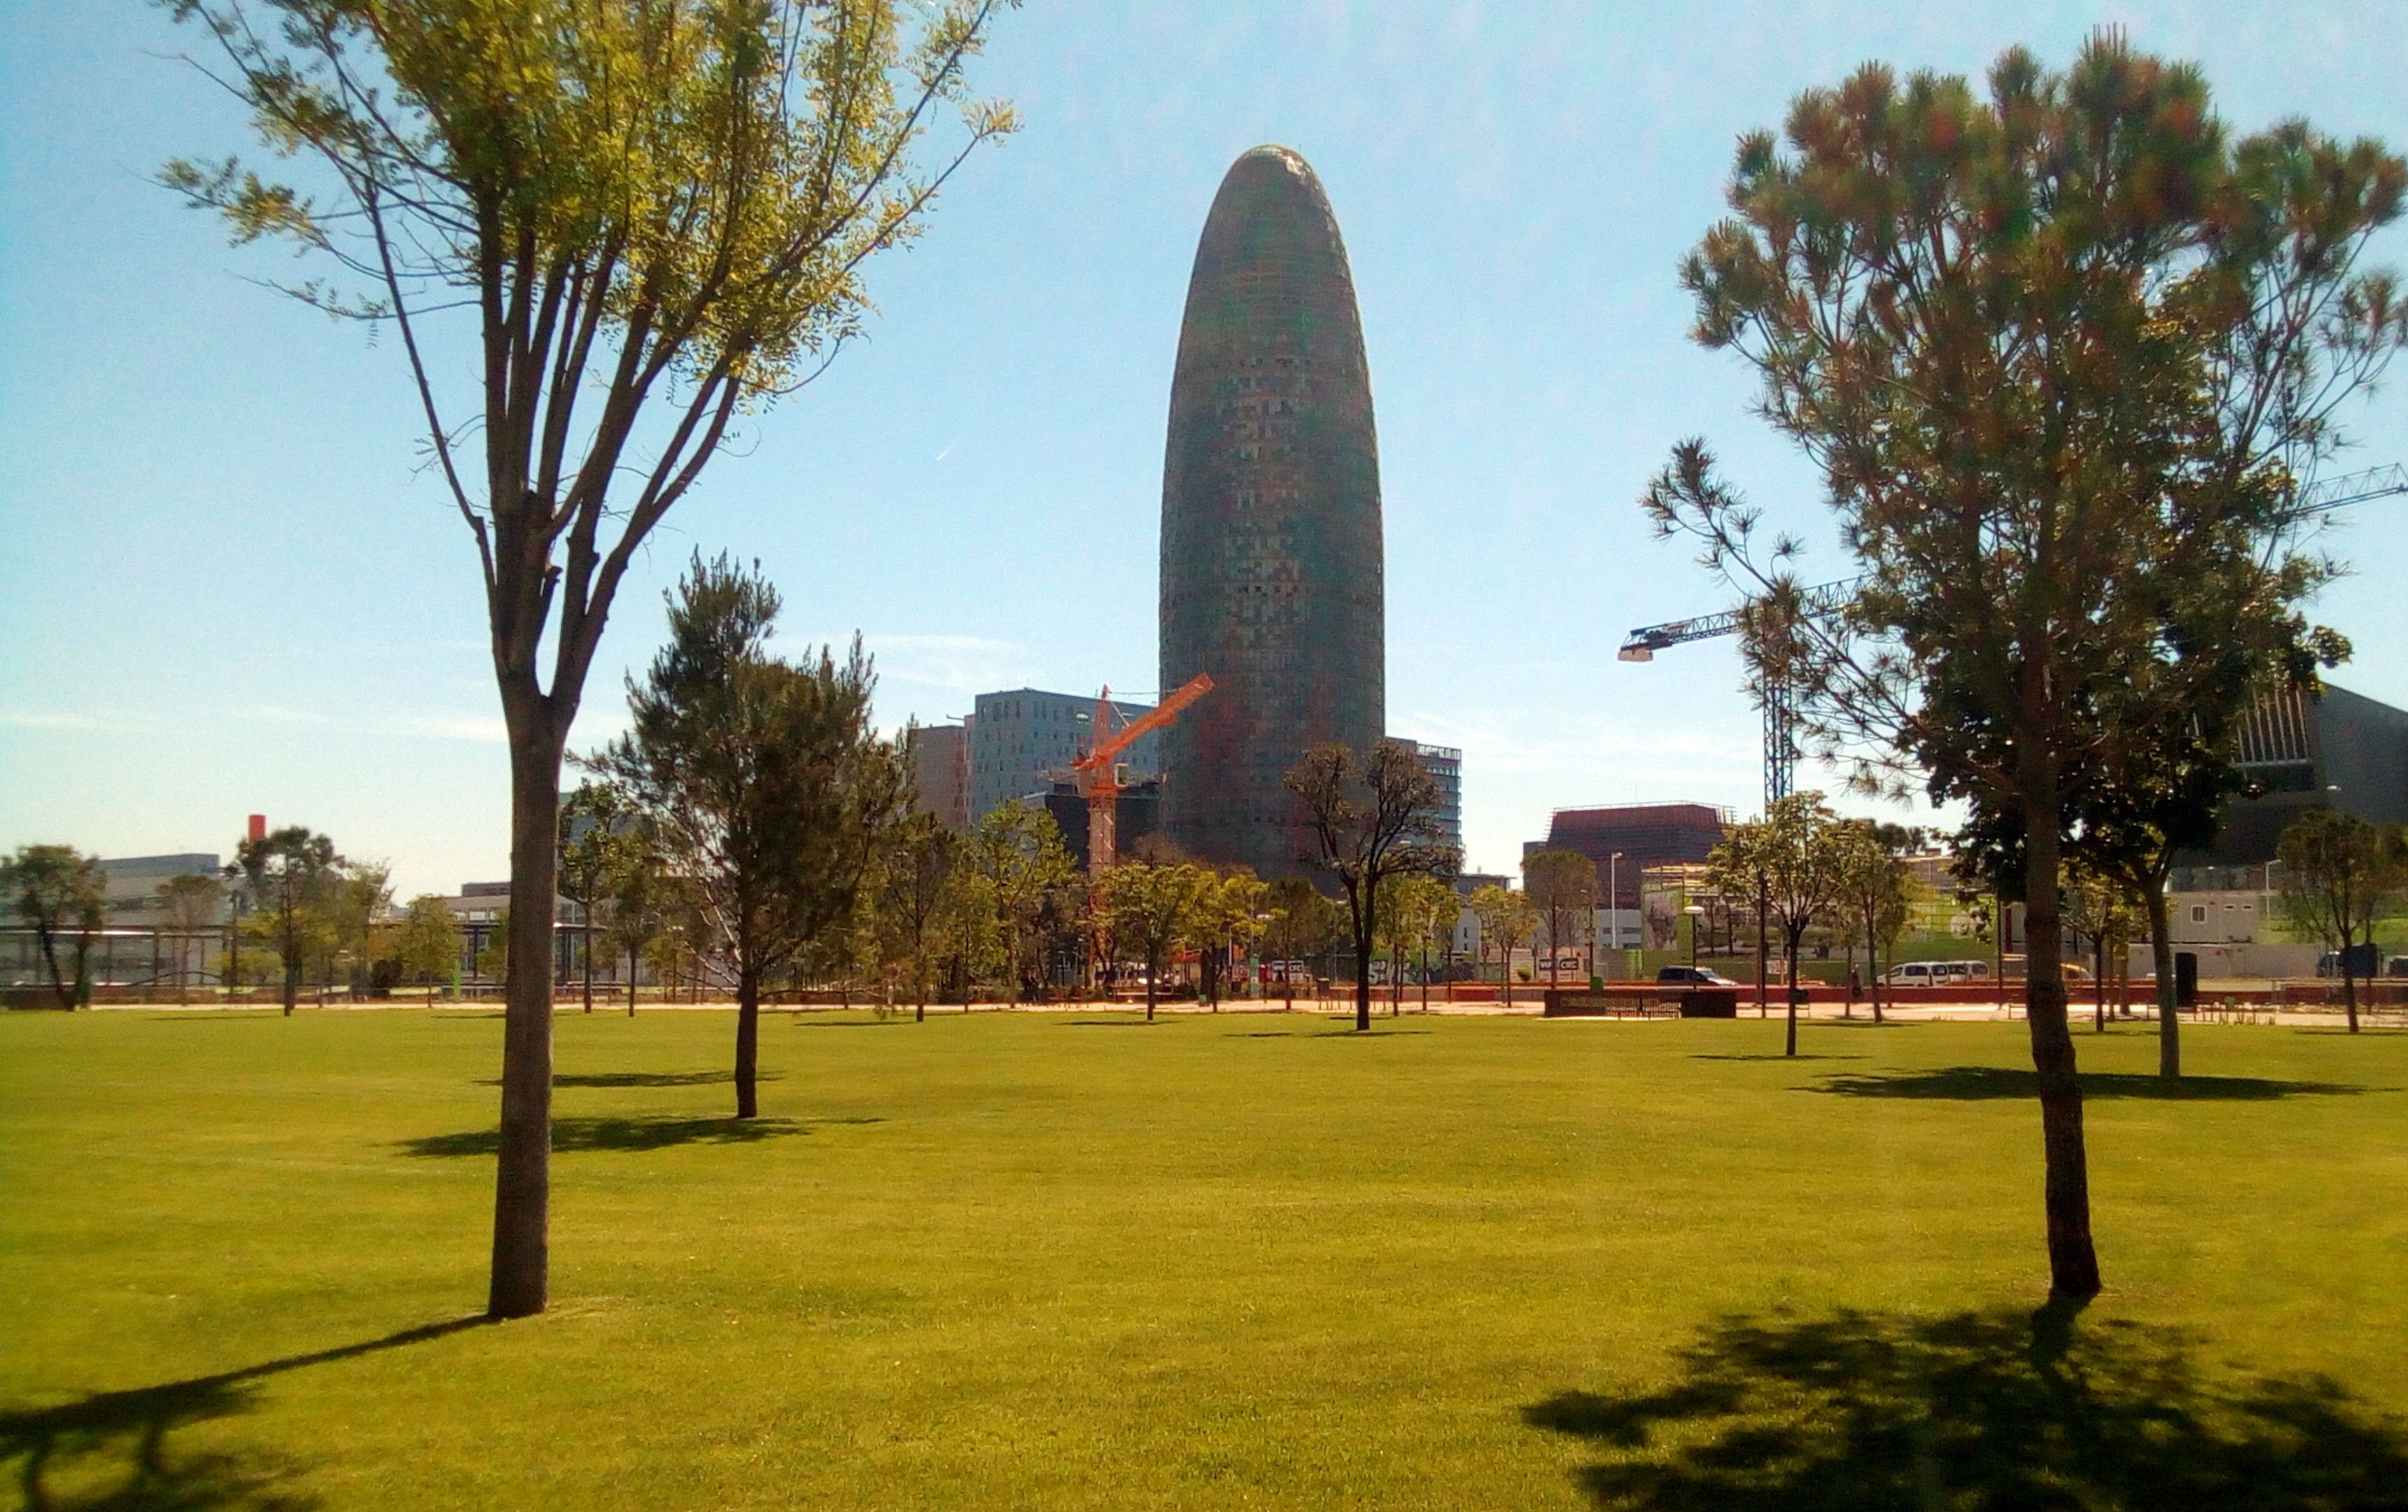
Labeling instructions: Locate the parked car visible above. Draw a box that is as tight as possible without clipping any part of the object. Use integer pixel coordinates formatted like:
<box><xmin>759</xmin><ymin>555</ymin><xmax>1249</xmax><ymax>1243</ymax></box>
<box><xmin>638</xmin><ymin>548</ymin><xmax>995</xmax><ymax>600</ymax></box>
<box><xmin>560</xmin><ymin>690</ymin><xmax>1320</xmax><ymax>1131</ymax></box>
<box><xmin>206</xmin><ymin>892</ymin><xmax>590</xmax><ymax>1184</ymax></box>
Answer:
<box><xmin>1657</xmin><ymin>965</ymin><xmax>1737</xmax><ymax>986</ymax></box>
<box><xmin>2390</xmin><ymin>956</ymin><xmax>2408</xmax><ymax>979</ymax></box>
<box><xmin>1884</xmin><ymin>962</ymin><xmax>1935</xmax><ymax>985</ymax></box>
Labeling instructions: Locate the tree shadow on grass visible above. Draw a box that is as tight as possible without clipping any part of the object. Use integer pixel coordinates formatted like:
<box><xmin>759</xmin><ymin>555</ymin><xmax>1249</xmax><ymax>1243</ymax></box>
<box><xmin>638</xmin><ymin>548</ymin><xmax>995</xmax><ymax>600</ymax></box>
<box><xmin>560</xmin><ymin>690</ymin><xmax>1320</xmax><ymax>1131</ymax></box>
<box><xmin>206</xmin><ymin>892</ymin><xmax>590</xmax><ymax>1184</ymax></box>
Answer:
<box><xmin>1063</xmin><ymin>1018</ymin><xmax>1172</xmax><ymax>1027</ymax></box>
<box><xmin>1525</xmin><ymin>1304</ymin><xmax>2408</xmax><ymax>1510</ymax></box>
<box><xmin>396</xmin><ymin>1114</ymin><xmax>840</xmax><ymax>1157</ymax></box>
<box><xmin>1692</xmin><ymin>1054</ymin><xmax>1866</xmax><ymax>1063</ymax></box>
<box><xmin>472</xmin><ymin>1070</ymin><xmax>774</xmax><ymax>1088</ymax></box>
<box><xmin>1814</xmin><ymin>1066</ymin><xmax>2378</xmax><ymax>1100</ymax></box>
<box><xmin>3</xmin><ymin>1316</ymin><xmax>486</xmax><ymax>1511</ymax></box>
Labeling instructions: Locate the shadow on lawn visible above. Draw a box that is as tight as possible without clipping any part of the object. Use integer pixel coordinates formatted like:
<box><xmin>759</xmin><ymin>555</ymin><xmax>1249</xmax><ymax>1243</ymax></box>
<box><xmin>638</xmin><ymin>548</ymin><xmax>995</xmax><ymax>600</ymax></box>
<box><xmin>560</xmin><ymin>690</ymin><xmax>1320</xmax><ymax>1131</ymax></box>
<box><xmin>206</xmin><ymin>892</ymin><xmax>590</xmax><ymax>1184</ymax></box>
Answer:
<box><xmin>397</xmin><ymin>1113</ymin><xmax>841</xmax><ymax>1157</ymax></box>
<box><xmin>2</xmin><ymin>1316</ymin><xmax>486</xmax><ymax>1511</ymax></box>
<box><xmin>1693</xmin><ymin>1054</ymin><xmax>1865</xmax><ymax>1063</ymax></box>
<box><xmin>472</xmin><ymin>1070</ymin><xmax>774</xmax><ymax>1088</ymax></box>
<box><xmin>1815</xmin><ymin>1066</ymin><xmax>2376</xmax><ymax>1100</ymax></box>
<box><xmin>1525</xmin><ymin>1303</ymin><xmax>2408</xmax><ymax>1511</ymax></box>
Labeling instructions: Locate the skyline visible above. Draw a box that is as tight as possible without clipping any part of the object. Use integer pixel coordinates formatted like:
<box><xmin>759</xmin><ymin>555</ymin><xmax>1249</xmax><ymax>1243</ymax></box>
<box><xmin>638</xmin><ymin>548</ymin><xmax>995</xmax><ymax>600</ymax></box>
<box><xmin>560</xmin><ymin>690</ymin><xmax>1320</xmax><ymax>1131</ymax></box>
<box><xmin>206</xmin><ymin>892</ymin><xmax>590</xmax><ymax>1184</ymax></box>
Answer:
<box><xmin>6</xmin><ymin>3</ymin><xmax>2408</xmax><ymax>898</ymax></box>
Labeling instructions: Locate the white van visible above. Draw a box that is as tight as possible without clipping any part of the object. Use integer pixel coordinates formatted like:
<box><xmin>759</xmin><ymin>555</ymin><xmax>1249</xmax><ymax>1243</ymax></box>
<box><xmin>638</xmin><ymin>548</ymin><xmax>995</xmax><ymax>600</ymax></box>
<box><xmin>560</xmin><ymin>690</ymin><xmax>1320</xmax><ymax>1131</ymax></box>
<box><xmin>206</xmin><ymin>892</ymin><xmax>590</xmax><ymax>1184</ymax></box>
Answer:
<box><xmin>1884</xmin><ymin>962</ymin><xmax>1935</xmax><ymax>986</ymax></box>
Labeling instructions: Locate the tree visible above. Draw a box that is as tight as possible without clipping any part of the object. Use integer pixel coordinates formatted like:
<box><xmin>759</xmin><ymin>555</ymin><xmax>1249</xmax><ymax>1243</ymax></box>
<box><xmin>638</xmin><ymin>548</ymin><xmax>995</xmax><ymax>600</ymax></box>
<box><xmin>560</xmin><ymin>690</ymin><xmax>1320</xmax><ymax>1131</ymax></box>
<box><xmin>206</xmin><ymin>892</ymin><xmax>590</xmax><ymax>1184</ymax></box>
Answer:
<box><xmin>1644</xmin><ymin>38</ymin><xmax>2405</xmax><ymax>1297</ymax></box>
<box><xmin>155</xmin><ymin>872</ymin><xmax>223</xmax><ymax>1000</ymax></box>
<box><xmin>1708</xmin><ymin>795</ymin><xmax>1851</xmax><ymax>1057</ymax></box>
<box><xmin>2278</xmin><ymin>811</ymin><xmax>2407</xmax><ymax>1034</ymax></box>
<box><xmin>558</xmin><ymin>783</ymin><xmax>637</xmax><ymax>1014</ymax></box>
<box><xmin>1833</xmin><ymin>822</ymin><xmax>1913</xmax><ymax>1025</ymax></box>
<box><xmin>227</xmin><ymin>827</ymin><xmax>338</xmax><ymax>1015</ymax></box>
<box><xmin>2064</xmin><ymin>867</ymin><xmax>2143</xmax><ymax>1033</ymax></box>
<box><xmin>1261</xmin><ymin>876</ymin><xmax>1337</xmax><ymax>1011</ymax></box>
<box><xmin>1468</xmin><ymin>884</ymin><xmax>1539</xmax><ymax>1009</ymax></box>
<box><xmin>601</xmin><ymin>825</ymin><xmax>675</xmax><ymax>1014</ymax></box>
<box><xmin>969</xmin><ymin>802</ymin><xmax>1076</xmax><ymax>1006</ymax></box>
<box><xmin>1096</xmin><ymin>861</ymin><xmax>1213</xmax><ymax>1021</ymax></box>
<box><xmin>1373</xmin><ymin>871</ymin><xmax>1453</xmax><ymax>1014</ymax></box>
<box><xmin>1522</xmin><ymin>850</ymin><xmax>1600</xmax><ymax>993</ymax></box>
<box><xmin>1194</xmin><ymin>869</ymin><xmax>1268</xmax><ymax>1011</ymax></box>
<box><xmin>393</xmin><ymin>895</ymin><xmax>464</xmax><ymax>990</ymax></box>
<box><xmin>1387</xmin><ymin>873</ymin><xmax>1461</xmax><ymax>1011</ymax></box>
<box><xmin>330</xmin><ymin>861</ymin><xmax>394</xmax><ymax>995</ymax></box>
<box><xmin>877</xmin><ymin>813</ymin><xmax>962</xmax><ymax>1023</ymax></box>
<box><xmin>596</xmin><ymin>555</ymin><xmax>909</xmax><ymax>1119</ymax></box>
<box><xmin>1284</xmin><ymin>741</ymin><xmax>1460</xmax><ymax>1032</ymax></box>
<box><xmin>3</xmin><ymin>846</ymin><xmax>107</xmax><ymax>1009</ymax></box>
<box><xmin>161</xmin><ymin>0</ymin><xmax>1018</xmax><ymax>1319</ymax></box>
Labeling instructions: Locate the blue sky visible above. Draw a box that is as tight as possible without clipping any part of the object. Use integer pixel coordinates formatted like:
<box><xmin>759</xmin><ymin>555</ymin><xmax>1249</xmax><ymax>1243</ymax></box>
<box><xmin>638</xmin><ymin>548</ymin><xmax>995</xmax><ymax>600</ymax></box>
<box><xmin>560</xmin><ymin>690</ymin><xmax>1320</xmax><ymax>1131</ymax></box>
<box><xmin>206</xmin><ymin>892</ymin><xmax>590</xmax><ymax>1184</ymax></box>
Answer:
<box><xmin>4</xmin><ymin>2</ymin><xmax>2406</xmax><ymax>898</ymax></box>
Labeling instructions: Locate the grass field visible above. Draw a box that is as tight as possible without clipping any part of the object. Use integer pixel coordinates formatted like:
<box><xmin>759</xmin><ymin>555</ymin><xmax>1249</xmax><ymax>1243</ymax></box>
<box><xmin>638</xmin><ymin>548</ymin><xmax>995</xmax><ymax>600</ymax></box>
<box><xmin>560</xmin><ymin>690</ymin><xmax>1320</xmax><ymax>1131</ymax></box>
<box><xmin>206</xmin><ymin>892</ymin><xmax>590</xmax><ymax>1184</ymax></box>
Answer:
<box><xmin>4</xmin><ymin>1007</ymin><xmax>2407</xmax><ymax>1509</ymax></box>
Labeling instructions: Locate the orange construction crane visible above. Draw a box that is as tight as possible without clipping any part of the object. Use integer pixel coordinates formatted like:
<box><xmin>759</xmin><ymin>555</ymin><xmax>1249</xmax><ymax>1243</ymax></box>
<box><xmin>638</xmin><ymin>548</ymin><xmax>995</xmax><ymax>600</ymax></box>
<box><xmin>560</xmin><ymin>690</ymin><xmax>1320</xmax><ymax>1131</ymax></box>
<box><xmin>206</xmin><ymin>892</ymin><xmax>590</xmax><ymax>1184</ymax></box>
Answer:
<box><xmin>1070</xmin><ymin>673</ymin><xmax>1213</xmax><ymax>873</ymax></box>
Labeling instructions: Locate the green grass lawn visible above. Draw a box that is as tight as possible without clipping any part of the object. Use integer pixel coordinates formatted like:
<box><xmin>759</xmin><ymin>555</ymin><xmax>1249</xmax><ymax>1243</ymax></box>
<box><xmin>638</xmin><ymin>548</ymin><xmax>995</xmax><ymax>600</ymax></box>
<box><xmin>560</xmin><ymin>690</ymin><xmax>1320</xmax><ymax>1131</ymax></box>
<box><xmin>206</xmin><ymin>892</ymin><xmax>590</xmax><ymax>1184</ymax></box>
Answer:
<box><xmin>4</xmin><ymin>1007</ymin><xmax>2407</xmax><ymax>1509</ymax></box>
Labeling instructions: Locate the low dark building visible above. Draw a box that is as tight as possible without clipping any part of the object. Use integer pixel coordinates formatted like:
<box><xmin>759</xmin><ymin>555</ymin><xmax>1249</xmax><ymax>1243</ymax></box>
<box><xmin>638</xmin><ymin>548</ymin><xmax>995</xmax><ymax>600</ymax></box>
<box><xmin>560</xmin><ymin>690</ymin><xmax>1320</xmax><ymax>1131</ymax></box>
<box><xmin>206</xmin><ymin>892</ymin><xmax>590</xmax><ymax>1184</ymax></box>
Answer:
<box><xmin>2182</xmin><ymin>682</ymin><xmax>2408</xmax><ymax>872</ymax></box>
<box><xmin>1040</xmin><ymin>779</ymin><xmax>1164</xmax><ymax>872</ymax></box>
<box><xmin>1530</xmin><ymin>802</ymin><xmax>1730</xmax><ymax>910</ymax></box>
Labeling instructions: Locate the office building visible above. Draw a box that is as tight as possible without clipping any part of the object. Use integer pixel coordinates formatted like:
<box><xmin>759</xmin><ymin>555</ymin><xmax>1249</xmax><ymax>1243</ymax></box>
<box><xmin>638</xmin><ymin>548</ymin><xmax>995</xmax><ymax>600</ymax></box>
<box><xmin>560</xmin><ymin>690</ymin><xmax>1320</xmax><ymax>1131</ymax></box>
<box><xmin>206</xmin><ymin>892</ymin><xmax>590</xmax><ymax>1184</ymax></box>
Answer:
<box><xmin>968</xmin><ymin>687</ymin><xmax>1159</xmax><ymax>825</ymax></box>
<box><xmin>1161</xmin><ymin>146</ymin><xmax>1385</xmax><ymax>879</ymax></box>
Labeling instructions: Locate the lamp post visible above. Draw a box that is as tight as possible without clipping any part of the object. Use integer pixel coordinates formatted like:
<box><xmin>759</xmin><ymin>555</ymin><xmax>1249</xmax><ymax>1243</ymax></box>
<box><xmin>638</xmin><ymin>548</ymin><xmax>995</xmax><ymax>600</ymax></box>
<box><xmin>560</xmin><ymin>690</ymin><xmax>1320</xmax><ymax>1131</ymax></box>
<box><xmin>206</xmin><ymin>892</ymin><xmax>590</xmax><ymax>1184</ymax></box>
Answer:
<box><xmin>1609</xmin><ymin>851</ymin><xmax>1624</xmax><ymax>975</ymax></box>
<box><xmin>1685</xmin><ymin>904</ymin><xmax>1706</xmax><ymax>968</ymax></box>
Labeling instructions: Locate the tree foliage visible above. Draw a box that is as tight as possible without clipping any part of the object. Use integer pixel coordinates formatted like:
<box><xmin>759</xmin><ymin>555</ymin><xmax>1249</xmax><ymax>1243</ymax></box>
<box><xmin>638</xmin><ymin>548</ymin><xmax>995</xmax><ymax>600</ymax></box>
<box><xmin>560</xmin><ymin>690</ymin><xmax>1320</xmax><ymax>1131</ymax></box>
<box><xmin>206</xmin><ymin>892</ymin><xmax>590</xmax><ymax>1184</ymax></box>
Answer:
<box><xmin>1096</xmin><ymin>860</ymin><xmax>1215</xmax><ymax>1021</ymax></box>
<box><xmin>2</xmin><ymin>846</ymin><xmax>108</xmax><ymax>1009</ymax></box>
<box><xmin>967</xmin><ymin>802</ymin><xmax>1076</xmax><ymax>1004</ymax></box>
<box><xmin>1284</xmin><ymin>740</ymin><xmax>1459</xmax><ymax>1031</ymax></box>
<box><xmin>228</xmin><ymin>826</ymin><xmax>340</xmax><ymax>1015</ymax></box>
<box><xmin>2276</xmin><ymin>809</ymin><xmax>2407</xmax><ymax>1034</ymax></box>
<box><xmin>1522</xmin><ymin>849</ymin><xmax>1600</xmax><ymax>989</ymax></box>
<box><xmin>1468</xmin><ymin>884</ymin><xmax>1539</xmax><ymax>1007</ymax></box>
<box><xmin>594</xmin><ymin>554</ymin><xmax>909</xmax><ymax>1117</ymax></box>
<box><xmin>1709</xmin><ymin>794</ymin><xmax>1852</xmax><ymax>1056</ymax></box>
<box><xmin>157</xmin><ymin>0</ymin><xmax>1017</xmax><ymax>1319</ymax></box>
<box><xmin>1644</xmin><ymin>36</ymin><xmax>2406</xmax><ymax>1298</ymax></box>
<box><xmin>393</xmin><ymin>894</ymin><xmax>465</xmax><ymax>986</ymax></box>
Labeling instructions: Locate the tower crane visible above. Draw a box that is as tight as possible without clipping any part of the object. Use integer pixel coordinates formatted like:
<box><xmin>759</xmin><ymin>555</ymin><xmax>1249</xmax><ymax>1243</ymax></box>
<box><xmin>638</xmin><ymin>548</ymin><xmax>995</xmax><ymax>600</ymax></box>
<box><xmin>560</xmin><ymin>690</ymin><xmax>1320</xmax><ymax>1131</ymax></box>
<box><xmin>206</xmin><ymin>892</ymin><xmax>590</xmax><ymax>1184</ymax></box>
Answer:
<box><xmin>1070</xmin><ymin>673</ymin><xmax>1214</xmax><ymax>873</ymax></box>
<box><xmin>1617</xmin><ymin>463</ymin><xmax>2408</xmax><ymax>811</ymax></box>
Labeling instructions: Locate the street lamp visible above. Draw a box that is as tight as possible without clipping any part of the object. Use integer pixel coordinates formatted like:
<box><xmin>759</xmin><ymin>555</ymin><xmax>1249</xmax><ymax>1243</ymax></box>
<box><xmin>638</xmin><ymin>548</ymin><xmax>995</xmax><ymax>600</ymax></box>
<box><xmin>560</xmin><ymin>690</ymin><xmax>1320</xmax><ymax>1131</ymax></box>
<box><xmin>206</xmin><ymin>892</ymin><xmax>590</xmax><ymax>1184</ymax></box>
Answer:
<box><xmin>1608</xmin><ymin>852</ymin><xmax>1624</xmax><ymax>964</ymax></box>
<box><xmin>1684</xmin><ymin>904</ymin><xmax>1706</xmax><ymax>967</ymax></box>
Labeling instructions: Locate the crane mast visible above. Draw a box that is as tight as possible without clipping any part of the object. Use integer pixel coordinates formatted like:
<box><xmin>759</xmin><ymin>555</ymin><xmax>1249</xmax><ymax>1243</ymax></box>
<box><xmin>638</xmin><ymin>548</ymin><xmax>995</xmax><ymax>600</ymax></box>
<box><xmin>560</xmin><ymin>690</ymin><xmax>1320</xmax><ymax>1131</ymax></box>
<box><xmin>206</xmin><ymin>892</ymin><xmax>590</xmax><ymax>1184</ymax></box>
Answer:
<box><xmin>1070</xmin><ymin>673</ymin><xmax>1214</xmax><ymax>873</ymax></box>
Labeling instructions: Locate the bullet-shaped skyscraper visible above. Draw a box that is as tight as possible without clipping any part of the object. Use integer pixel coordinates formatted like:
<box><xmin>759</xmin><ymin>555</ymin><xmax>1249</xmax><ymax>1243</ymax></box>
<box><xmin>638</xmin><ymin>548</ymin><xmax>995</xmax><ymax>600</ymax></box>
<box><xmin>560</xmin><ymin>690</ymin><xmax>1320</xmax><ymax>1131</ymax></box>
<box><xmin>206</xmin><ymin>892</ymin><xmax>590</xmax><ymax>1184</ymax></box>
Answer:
<box><xmin>1160</xmin><ymin>146</ymin><xmax>1383</xmax><ymax>879</ymax></box>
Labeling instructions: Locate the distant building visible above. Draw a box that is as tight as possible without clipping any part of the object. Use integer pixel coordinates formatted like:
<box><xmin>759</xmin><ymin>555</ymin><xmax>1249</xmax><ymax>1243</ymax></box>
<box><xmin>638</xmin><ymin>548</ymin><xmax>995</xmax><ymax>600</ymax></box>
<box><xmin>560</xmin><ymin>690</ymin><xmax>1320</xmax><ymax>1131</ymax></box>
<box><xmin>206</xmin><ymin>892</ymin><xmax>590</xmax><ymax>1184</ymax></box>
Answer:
<box><xmin>969</xmin><ymin>687</ymin><xmax>1158</xmax><ymax>825</ymax></box>
<box><xmin>2183</xmin><ymin>682</ymin><xmax>2408</xmax><ymax>869</ymax></box>
<box><xmin>1395</xmin><ymin>739</ymin><xmax>1463</xmax><ymax>857</ymax></box>
<box><xmin>1530</xmin><ymin>802</ymin><xmax>1731</xmax><ymax>911</ymax></box>
<box><xmin>1160</xmin><ymin>147</ymin><xmax>1385</xmax><ymax>881</ymax></box>
<box><xmin>908</xmin><ymin>722</ymin><xmax>972</xmax><ymax>830</ymax></box>
<box><xmin>97</xmin><ymin>854</ymin><xmax>225</xmax><ymax>924</ymax></box>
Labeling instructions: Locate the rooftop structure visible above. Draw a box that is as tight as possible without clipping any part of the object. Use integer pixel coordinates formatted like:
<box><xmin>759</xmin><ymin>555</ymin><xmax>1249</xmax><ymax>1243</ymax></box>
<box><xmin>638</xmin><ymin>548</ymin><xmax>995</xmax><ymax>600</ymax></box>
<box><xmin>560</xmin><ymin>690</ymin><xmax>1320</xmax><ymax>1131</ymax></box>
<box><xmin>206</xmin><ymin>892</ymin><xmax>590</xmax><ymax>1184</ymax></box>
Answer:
<box><xmin>1533</xmin><ymin>802</ymin><xmax>1732</xmax><ymax>910</ymax></box>
<box><xmin>1161</xmin><ymin>146</ymin><xmax>1384</xmax><ymax>880</ymax></box>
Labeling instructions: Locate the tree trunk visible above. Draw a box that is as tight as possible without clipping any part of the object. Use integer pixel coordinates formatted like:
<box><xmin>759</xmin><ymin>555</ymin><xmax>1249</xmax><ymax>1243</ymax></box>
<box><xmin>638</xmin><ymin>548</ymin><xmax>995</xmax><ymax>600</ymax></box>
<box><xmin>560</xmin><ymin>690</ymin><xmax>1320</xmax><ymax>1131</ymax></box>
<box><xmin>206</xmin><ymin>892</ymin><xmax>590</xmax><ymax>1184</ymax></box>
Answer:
<box><xmin>489</xmin><ymin>725</ymin><xmax>564</xmax><ymax>1320</ymax></box>
<box><xmin>2145</xmin><ymin>886</ymin><xmax>2178</xmax><ymax>1077</ymax></box>
<box><xmin>1144</xmin><ymin>950</ymin><xmax>1158</xmax><ymax>1022</ymax></box>
<box><xmin>1354</xmin><ymin>904</ymin><xmax>1374</xmax><ymax>1032</ymax></box>
<box><xmin>279</xmin><ymin>910</ymin><xmax>298</xmax><ymax>1016</ymax></box>
<box><xmin>1784</xmin><ymin>925</ymin><xmax>1803</xmax><ymax>1057</ymax></box>
<box><xmin>1754</xmin><ymin>877</ymin><xmax>1770</xmax><ymax>1016</ymax></box>
<box><xmin>2097</xmin><ymin>931</ymin><xmax>2109</xmax><ymax>1031</ymax></box>
<box><xmin>2022</xmin><ymin>780</ymin><xmax>2101</xmax><ymax>1298</ymax></box>
<box><xmin>38</xmin><ymin>926</ymin><xmax>70</xmax><ymax>1009</ymax></box>
<box><xmin>2342</xmin><ymin>926</ymin><xmax>2360</xmax><ymax>1032</ymax></box>
<box><xmin>735</xmin><ymin>960</ymin><xmax>762</xmax><ymax>1118</ymax></box>
<box><xmin>582</xmin><ymin>917</ymin><xmax>594</xmax><ymax>1013</ymax></box>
